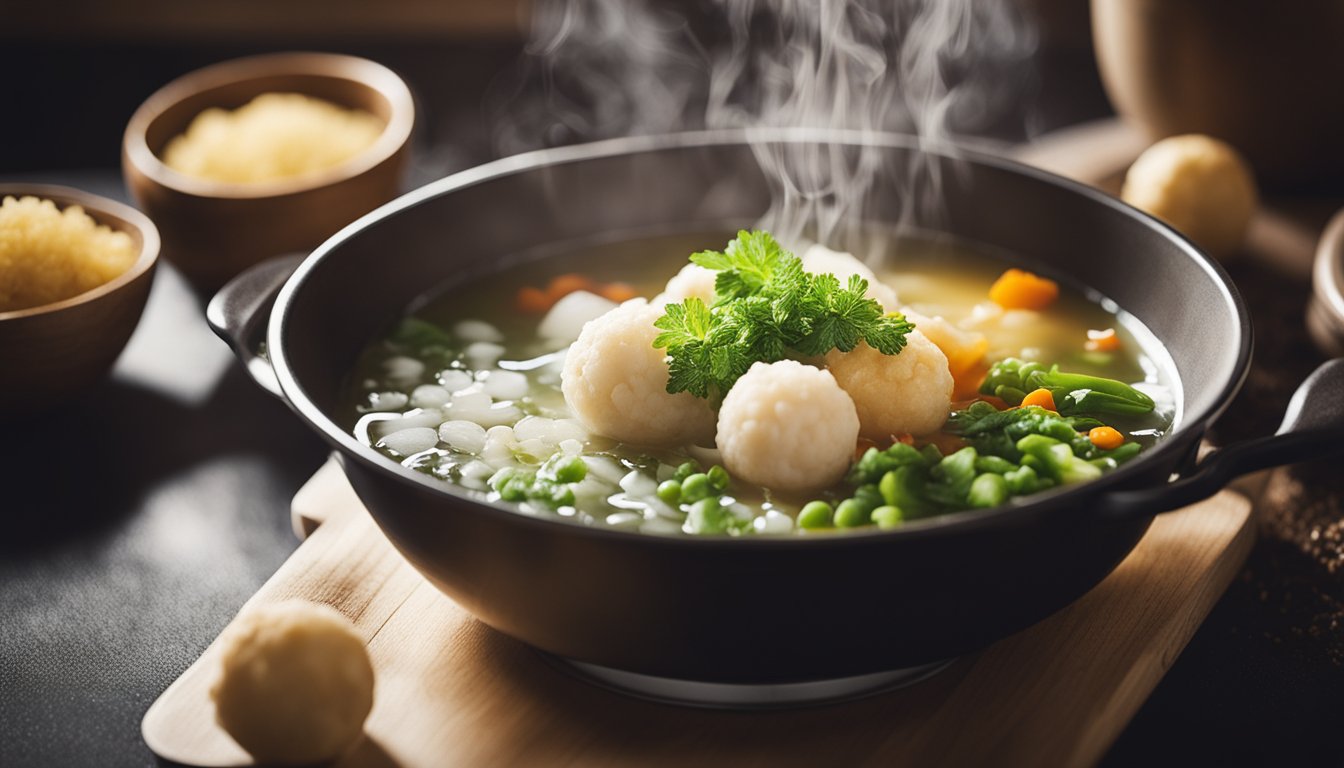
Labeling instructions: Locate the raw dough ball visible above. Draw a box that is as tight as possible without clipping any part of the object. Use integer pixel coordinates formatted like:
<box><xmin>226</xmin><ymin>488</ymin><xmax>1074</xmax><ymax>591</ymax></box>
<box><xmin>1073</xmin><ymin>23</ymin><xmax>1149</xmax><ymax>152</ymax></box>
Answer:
<box><xmin>823</xmin><ymin>331</ymin><xmax>953</xmax><ymax>439</ymax></box>
<box><xmin>1121</xmin><ymin>134</ymin><xmax>1258</xmax><ymax>256</ymax></box>
<box><xmin>561</xmin><ymin>298</ymin><xmax>717</xmax><ymax>446</ymax></box>
<box><xmin>716</xmin><ymin>360</ymin><xmax>860</xmax><ymax>494</ymax></box>
<box><xmin>211</xmin><ymin>601</ymin><xmax>374</xmax><ymax>765</ymax></box>
<box><xmin>801</xmin><ymin>243</ymin><xmax>899</xmax><ymax>310</ymax></box>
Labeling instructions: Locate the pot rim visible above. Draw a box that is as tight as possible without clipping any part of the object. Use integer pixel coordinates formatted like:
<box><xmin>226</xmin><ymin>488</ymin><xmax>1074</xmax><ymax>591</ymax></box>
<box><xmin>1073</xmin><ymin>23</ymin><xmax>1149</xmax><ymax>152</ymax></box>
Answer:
<box><xmin>268</xmin><ymin>128</ymin><xmax>1253</xmax><ymax>549</ymax></box>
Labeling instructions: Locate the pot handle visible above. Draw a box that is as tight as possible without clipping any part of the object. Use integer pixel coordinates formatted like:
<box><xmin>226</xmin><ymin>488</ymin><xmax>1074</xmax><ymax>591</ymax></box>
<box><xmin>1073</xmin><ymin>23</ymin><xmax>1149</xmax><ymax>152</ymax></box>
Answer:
<box><xmin>205</xmin><ymin>254</ymin><xmax>306</xmax><ymax>399</ymax></box>
<box><xmin>1101</xmin><ymin>358</ymin><xmax>1344</xmax><ymax>520</ymax></box>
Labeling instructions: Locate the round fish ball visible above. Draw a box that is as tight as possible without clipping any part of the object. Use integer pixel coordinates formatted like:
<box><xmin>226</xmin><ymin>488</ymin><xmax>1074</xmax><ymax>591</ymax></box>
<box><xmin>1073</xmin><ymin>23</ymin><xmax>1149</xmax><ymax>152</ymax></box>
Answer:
<box><xmin>716</xmin><ymin>360</ymin><xmax>860</xmax><ymax>494</ymax></box>
<box><xmin>800</xmin><ymin>243</ymin><xmax>899</xmax><ymax>310</ymax></box>
<box><xmin>1121</xmin><ymin>134</ymin><xmax>1258</xmax><ymax>256</ymax></box>
<box><xmin>655</xmin><ymin>263</ymin><xmax>718</xmax><ymax>305</ymax></box>
<box><xmin>823</xmin><ymin>331</ymin><xmax>953</xmax><ymax>439</ymax></box>
<box><xmin>210</xmin><ymin>601</ymin><xmax>374</xmax><ymax>766</ymax></box>
<box><xmin>562</xmin><ymin>298</ymin><xmax>717</xmax><ymax>446</ymax></box>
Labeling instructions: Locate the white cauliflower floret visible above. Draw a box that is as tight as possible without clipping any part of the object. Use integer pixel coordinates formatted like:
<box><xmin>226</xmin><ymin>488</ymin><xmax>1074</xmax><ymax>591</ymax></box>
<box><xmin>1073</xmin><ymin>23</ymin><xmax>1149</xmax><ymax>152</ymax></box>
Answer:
<box><xmin>801</xmin><ymin>243</ymin><xmax>899</xmax><ymax>310</ymax></box>
<box><xmin>654</xmin><ymin>262</ymin><xmax>718</xmax><ymax>306</ymax></box>
<box><xmin>561</xmin><ymin>298</ymin><xmax>716</xmax><ymax>446</ymax></box>
<box><xmin>823</xmin><ymin>330</ymin><xmax>953</xmax><ymax>439</ymax></box>
<box><xmin>716</xmin><ymin>360</ymin><xmax>860</xmax><ymax>495</ymax></box>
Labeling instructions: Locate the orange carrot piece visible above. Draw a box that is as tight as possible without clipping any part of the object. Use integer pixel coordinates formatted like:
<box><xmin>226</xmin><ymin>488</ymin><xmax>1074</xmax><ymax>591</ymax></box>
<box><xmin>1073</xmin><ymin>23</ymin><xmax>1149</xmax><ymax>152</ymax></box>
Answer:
<box><xmin>1085</xmin><ymin>327</ymin><xmax>1121</xmax><ymax>352</ymax></box>
<box><xmin>988</xmin><ymin>268</ymin><xmax>1059</xmax><ymax>310</ymax></box>
<box><xmin>516</xmin><ymin>286</ymin><xmax>551</xmax><ymax>314</ymax></box>
<box><xmin>598</xmin><ymin>282</ymin><xmax>640</xmax><ymax>303</ymax></box>
<box><xmin>1088</xmin><ymin>426</ymin><xmax>1125</xmax><ymax>450</ymax></box>
<box><xmin>546</xmin><ymin>273</ymin><xmax>595</xmax><ymax>302</ymax></box>
<box><xmin>1021</xmin><ymin>388</ymin><xmax>1056</xmax><ymax>411</ymax></box>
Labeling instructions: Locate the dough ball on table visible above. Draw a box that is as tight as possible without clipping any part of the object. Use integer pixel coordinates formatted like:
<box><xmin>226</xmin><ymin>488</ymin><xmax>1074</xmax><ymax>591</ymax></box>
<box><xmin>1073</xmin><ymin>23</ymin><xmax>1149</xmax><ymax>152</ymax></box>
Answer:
<box><xmin>823</xmin><ymin>331</ymin><xmax>953</xmax><ymax>440</ymax></box>
<box><xmin>561</xmin><ymin>298</ymin><xmax>717</xmax><ymax>446</ymax></box>
<box><xmin>716</xmin><ymin>360</ymin><xmax>860</xmax><ymax>495</ymax></box>
<box><xmin>1121</xmin><ymin>134</ymin><xmax>1258</xmax><ymax>257</ymax></box>
<box><xmin>211</xmin><ymin>601</ymin><xmax>374</xmax><ymax>766</ymax></box>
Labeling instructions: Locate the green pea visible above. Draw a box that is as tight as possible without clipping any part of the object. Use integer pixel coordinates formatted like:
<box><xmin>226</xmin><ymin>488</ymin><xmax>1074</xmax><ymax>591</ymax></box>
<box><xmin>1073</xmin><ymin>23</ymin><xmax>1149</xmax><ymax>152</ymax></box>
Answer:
<box><xmin>673</xmin><ymin>461</ymin><xmax>700</xmax><ymax>482</ymax></box>
<box><xmin>707</xmin><ymin>465</ymin><xmax>731</xmax><ymax>492</ymax></box>
<box><xmin>798</xmin><ymin>501</ymin><xmax>833</xmax><ymax>529</ymax></box>
<box><xmin>553</xmin><ymin>457</ymin><xmax>587</xmax><ymax>484</ymax></box>
<box><xmin>834</xmin><ymin>498</ymin><xmax>871</xmax><ymax>528</ymax></box>
<box><xmin>685</xmin><ymin>497</ymin><xmax>727</xmax><ymax>534</ymax></box>
<box><xmin>872</xmin><ymin>505</ymin><xmax>903</xmax><ymax>528</ymax></box>
<box><xmin>656</xmin><ymin>479</ymin><xmax>682</xmax><ymax>504</ymax></box>
<box><xmin>681</xmin><ymin>473</ymin><xmax>712</xmax><ymax>502</ymax></box>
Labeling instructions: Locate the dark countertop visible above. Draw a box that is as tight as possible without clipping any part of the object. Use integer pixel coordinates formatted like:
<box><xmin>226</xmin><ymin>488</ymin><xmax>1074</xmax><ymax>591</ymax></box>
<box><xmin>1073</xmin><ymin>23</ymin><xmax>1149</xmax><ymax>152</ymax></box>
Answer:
<box><xmin>3</xmin><ymin>37</ymin><xmax>1343</xmax><ymax>768</ymax></box>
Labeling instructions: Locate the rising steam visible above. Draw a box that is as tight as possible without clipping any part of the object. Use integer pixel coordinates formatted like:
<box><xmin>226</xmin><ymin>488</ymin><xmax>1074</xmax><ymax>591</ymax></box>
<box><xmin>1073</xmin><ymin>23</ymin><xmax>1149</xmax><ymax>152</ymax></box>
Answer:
<box><xmin>489</xmin><ymin>0</ymin><xmax>1037</xmax><ymax>250</ymax></box>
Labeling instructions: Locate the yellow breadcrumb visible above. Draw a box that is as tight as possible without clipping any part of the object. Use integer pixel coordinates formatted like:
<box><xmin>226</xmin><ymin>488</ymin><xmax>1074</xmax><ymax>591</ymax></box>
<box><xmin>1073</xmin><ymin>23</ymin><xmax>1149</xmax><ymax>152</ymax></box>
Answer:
<box><xmin>162</xmin><ymin>93</ymin><xmax>385</xmax><ymax>184</ymax></box>
<box><xmin>0</xmin><ymin>196</ymin><xmax>137</xmax><ymax>313</ymax></box>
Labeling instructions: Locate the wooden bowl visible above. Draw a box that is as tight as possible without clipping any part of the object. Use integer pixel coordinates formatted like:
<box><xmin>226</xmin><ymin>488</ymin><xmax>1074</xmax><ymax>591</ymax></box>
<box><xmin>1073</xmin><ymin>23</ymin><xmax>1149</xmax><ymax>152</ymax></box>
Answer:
<box><xmin>122</xmin><ymin>52</ymin><xmax>414</xmax><ymax>291</ymax></box>
<box><xmin>0</xmin><ymin>184</ymin><xmax>159</xmax><ymax>418</ymax></box>
<box><xmin>1091</xmin><ymin>0</ymin><xmax>1344</xmax><ymax>191</ymax></box>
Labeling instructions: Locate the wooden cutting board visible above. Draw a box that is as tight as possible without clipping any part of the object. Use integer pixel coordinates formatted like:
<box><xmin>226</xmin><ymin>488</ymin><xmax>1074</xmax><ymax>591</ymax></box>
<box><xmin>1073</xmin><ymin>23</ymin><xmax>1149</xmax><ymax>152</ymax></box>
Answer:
<box><xmin>143</xmin><ymin>458</ymin><xmax>1255</xmax><ymax>768</ymax></box>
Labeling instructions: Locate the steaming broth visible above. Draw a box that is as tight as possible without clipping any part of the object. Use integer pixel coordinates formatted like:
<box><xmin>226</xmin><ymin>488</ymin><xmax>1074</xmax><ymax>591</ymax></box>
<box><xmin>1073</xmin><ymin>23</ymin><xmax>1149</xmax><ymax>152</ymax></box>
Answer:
<box><xmin>344</xmin><ymin>230</ymin><xmax>1176</xmax><ymax>536</ymax></box>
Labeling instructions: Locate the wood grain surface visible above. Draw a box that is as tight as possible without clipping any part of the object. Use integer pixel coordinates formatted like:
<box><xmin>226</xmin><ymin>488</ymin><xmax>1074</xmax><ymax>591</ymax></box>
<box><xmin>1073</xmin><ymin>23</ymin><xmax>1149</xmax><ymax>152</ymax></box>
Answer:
<box><xmin>143</xmin><ymin>459</ymin><xmax>1255</xmax><ymax>768</ymax></box>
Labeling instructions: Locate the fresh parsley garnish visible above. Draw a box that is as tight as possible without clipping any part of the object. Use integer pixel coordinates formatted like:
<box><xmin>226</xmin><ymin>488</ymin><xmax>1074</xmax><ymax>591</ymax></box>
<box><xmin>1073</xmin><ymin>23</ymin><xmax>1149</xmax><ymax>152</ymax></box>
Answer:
<box><xmin>653</xmin><ymin>230</ymin><xmax>914</xmax><ymax>402</ymax></box>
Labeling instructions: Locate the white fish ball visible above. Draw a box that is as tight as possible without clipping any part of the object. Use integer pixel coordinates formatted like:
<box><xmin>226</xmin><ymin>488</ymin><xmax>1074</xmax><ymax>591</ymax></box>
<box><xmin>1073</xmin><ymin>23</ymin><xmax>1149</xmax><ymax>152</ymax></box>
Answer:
<box><xmin>823</xmin><ymin>331</ymin><xmax>953</xmax><ymax>439</ymax></box>
<box><xmin>716</xmin><ymin>360</ymin><xmax>859</xmax><ymax>494</ymax></box>
<box><xmin>561</xmin><ymin>298</ymin><xmax>717</xmax><ymax>446</ymax></box>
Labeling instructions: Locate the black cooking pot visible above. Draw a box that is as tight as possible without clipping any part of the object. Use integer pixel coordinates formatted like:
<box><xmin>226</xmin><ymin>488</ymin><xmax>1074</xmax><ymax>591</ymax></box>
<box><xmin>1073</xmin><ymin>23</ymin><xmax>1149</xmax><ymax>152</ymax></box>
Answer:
<box><xmin>210</xmin><ymin>131</ymin><xmax>1344</xmax><ymax>704</ymax></box>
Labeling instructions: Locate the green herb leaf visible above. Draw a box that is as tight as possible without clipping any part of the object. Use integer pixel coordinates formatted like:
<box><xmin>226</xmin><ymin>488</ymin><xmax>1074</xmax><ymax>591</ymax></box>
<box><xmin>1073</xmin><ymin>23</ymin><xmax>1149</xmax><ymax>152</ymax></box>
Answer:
<box><xmin>654</xmin><ymin>231</ymin><xmax>913</xmax><ymax>401</ymax></box>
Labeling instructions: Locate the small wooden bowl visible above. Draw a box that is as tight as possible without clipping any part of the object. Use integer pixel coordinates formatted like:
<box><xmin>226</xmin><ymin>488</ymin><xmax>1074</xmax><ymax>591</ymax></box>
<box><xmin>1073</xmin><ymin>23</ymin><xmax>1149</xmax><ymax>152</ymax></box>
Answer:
<box><xmin>123</xmin><ymin>52</ymin><xmax>414</xmax><ymax>291</ymax></box>
<box><xmin>0</xmin><ymin>184</ymin><xmax>159</xmax><ymax>419</ymax></box>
